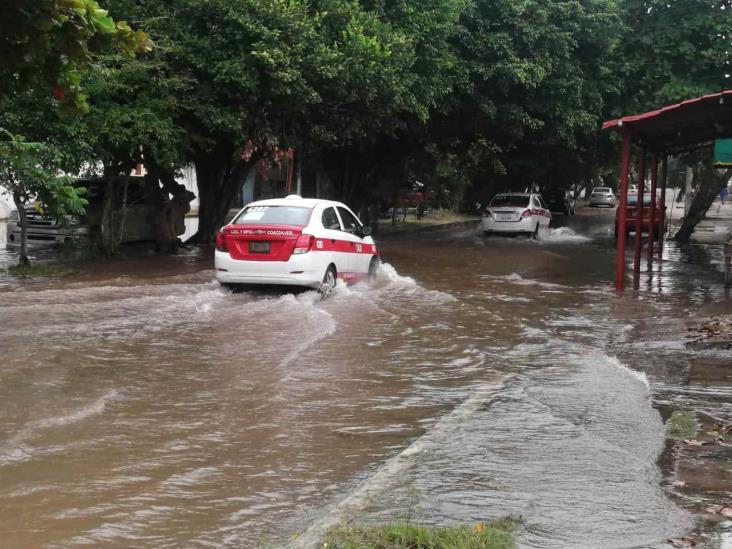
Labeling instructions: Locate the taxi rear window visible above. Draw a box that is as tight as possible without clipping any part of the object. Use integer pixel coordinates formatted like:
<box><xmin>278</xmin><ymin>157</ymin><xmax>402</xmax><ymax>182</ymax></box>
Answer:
<box><xmin>490</xmin><ymin>195</ymin><xmax>530</xmax><ymax>208</ymax></box>
<box><xmin>234</xmin><ymin>205</ymin><xmax>312</xmax><ymax>226</ymax></box>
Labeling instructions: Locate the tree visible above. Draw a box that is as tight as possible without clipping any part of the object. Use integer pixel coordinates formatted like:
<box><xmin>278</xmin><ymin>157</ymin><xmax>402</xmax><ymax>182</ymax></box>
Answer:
<box><xmin>610</xmin><ymin>0</ymin><xmax>732</xmax><ymax>116</ymax></box>
<box><xmin>0</xmin><ymin>137</ymin><xmax>87</xmax><ymax>265</ymax></box>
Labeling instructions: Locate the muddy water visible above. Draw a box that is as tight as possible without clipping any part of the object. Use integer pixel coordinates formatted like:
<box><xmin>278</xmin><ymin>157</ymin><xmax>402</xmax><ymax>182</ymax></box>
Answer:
<box><xmin>0</xmin><ymin>211</ymin><xmax>728</xmax><ymax>547</ymax></box>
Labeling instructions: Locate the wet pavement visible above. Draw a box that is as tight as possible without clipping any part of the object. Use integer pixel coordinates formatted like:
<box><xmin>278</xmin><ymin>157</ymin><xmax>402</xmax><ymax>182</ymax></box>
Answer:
<box><xmin>0</xmin><ymin>208</ymin><xmax>730</xmax><ymax>548</ymax></box>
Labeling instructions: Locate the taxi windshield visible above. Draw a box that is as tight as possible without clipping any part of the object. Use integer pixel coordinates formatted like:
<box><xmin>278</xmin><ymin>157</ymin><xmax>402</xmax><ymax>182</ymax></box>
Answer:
<box><xmin>490</xmin><ymin>195</ymin><xmax>530</xmax><ymax>208</ymax></box>
<box><xmin>234</xmin><ymin>205</ymin><xmax>312</xmax><ymax>226</ymax></box>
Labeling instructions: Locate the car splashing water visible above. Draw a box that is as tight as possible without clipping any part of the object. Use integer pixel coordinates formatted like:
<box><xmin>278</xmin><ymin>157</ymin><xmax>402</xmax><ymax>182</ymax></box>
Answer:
<box><xmin>0</xmin><ymin>213</ymin><xmax>725</xmax><ymax>548</ymax></box>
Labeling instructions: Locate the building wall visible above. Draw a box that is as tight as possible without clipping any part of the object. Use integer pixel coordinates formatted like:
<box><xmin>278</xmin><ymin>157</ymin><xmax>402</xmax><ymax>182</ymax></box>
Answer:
<box><xmin>0</xmin><ymin>187</ymin><xmax>11</xmax><ymax>219</ymax></box>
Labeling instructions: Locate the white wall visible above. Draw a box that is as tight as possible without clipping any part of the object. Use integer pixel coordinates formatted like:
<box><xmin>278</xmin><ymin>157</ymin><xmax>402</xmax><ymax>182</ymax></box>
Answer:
<box><xmin>176</xmin><ymin>165</ymin><xmax>200</xmax><ymax>208</ymax></box>
<box><xmin>0</xmin><ymin>186</ymin><xmax>11</xmax><ymax>219</ymax></box>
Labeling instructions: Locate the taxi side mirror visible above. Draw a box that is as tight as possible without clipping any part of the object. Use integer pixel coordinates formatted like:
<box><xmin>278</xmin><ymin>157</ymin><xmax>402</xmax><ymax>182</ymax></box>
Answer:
<box><xmin>361</xmin><ymin>225</ymin><xmax>372</xmax><ymax>237</ymax></box>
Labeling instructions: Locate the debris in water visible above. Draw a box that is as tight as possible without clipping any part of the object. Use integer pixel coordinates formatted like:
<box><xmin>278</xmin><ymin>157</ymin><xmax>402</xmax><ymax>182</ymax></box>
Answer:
<box><xmin>667</xmin><ymin>537</ymin><xmax>697</xmax><ymax>547</ymax></box>
<box><xmin>686</xmin><ymin>316</ymin><xmax>732</xmax><ymax>349</ymax></box>
<box><xmin>705</xmin><ymin>505</ymin><xmax>732</xmax><ymax>518</ymax></box>
<box><xmin>681</xmin><ymin>439</ymin><xmax>710</xmax><ymax>446</ymax></box>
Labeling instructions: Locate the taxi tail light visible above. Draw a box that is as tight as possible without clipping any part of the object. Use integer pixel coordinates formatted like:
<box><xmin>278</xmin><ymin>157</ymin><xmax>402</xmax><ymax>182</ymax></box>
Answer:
<box><xmin>521</xmin><ymin>209</ymin><xmax>533</xmax><ymax>218</ymax></box>
<box><xmin>293</xmin><ymin>234</ymin><xmax>315</xmax><ymax>255</ymax></box>
<box><xmin>215</xmin><ymin>231</ymin><xmax>228</xmax><ymax>252</ymax></box>
<box><xmin>483</xmin><ymin>210</ymin><xmax>493</xmax><ymax>218</ymax></box>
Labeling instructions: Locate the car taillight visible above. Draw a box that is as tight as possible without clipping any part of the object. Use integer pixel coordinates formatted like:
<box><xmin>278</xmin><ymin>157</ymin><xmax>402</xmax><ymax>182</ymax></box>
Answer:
<box><xmin>483</xmin><ymin>210</ymin><xmax>493</xmax><ymax>218</ymax></box>
<box><xmin>215</xmin><ymin>231</ymin><xmax>228</xmax><ymax>252</ymax></box>
<box><xmin>293</xmin><ymin>234</ymin><xmax>314</xmax><ymax>255</ymax></box>
<box><xmin>521</xmin><ymin>209</ymin><xmax>533</xmax><ymax>218</ymax></box>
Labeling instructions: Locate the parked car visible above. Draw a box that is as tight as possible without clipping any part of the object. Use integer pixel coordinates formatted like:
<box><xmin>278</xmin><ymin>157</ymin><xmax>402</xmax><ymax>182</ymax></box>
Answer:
<box><xmin>215</xmin><ymin>195</ymin><xmax>379</xmax><ymax>292</ymax></box>
<box><xmin>5</xmin><ymin>177</ymin><xmax>158</xmax><ymax>250</ymax></box>
<box><xmin>6</xmin><ymin>205</ymin><xmax>89</xmax><ymax>248</ymax></box>
<box><xmin>614</xmin><ymin>194</ymin><xmax>667</xmax><ymax>239</ymax></box>
<box><xmin>482</xmin><ymin>193</ymin><xmax>551</xmax><ymax>238</ymax></box>
<box><xmin>544</xmin><ymin>188</ymin><xmax>576</xmax><ymax>215</ymax></box>
<box><xmin>589</xmin><ymin>187</ymin><xmax>616</xmax><ymax>208</ymax></box>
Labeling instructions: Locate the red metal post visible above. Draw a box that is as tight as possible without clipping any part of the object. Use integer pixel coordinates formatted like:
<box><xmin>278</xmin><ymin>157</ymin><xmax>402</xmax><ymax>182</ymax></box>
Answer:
<box><xmin>633</xmin><ymin>148</ymin><xmax>646</xmax><ymax>288</ymax></box>
<box><xmin>647</xmin><ymin>154</ymin><xmax>658</xmax><ymax>263</ymax></box>
<box><xmin>615</xmin><ymin>131</ymin><xmax>632</xmax><ymax>292</ymax></box>
<box><xmin>658</xmin><ymin>156</ymin><xmax>668</xmax><ymax>258</ymax></box>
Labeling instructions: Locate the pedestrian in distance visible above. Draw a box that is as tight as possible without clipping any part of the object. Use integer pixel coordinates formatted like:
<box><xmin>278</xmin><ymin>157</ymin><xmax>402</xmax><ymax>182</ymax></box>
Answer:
<box><xmin>720</xmin><ymin>184</ymin><xmax>729</xmax><ymax>205</ymax></box>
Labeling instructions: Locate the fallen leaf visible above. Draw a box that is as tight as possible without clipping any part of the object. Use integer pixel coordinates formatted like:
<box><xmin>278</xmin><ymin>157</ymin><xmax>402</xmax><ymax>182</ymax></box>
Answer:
<box><xmin>667</xmin><ymin>537</ymin><xmax>696</xmax><ymax>547</ymax></box>
<box><xmin>682</xmin><ymin>439</ymin><xmax>707</xmax><ymax>446</ymax></box>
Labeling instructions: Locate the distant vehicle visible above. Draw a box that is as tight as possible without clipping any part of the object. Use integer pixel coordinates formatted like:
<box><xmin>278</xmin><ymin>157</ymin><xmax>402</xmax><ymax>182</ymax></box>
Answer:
<box><xmin>544</xmin><ymin>188</ymin><xmax>577</xmax><ymax>215</ymax></box>
<box><xmin>5</xmin><ymin>177</ymin><xmax>157</xmax><ymax>250</ymax></box>
<box><xmin>6</xmin><ymin>205</ymin><xmax>89</xmax><ymax>247</ymax></box>
<box><xmin>482</xmin><ymin>193</ymin><xmax>551</xmax><ymax>239</ymax></box>
<box><xmin>215</xmin><ymin>195</ymin><xmax>379</xmax><ymax>292</ymax></box>
<box><xmin>589</xmin><ymin>187</ymin><xmax>616</xmax><ymax>208</ymax></box>
<box><xmin>614</xmin><ymin>194</ymin><xmax>667</xmax><ymax>239</ymax></box>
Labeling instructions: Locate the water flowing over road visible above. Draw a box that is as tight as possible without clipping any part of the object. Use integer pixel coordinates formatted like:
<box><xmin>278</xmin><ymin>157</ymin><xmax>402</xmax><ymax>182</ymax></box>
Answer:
<box><xmin>0</xmin><ymin>211</ymin><xmax>728</xmax><ymax>547</ymax></box>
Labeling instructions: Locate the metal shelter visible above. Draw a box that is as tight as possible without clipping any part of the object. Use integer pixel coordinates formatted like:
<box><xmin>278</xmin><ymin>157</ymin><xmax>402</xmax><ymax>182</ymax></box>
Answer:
<box><xmin>602</xmin><ymin>90</ymin><xmax>732</xmax><ymax>292</ymax></box>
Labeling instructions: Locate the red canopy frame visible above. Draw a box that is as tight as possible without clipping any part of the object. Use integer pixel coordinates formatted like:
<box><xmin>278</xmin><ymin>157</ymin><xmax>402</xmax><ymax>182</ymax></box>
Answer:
<box><xmin>603</xmin><ymin>90</ymin><xmax>732</xmax><ymax>292</ymax></box>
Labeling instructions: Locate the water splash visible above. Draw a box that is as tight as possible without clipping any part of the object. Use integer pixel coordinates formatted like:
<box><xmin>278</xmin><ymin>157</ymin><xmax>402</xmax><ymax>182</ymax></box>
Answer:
<box><xmin>541</xmin><ymin>227</ymin><xmax>592</xmax><ymax>243</ymax></box>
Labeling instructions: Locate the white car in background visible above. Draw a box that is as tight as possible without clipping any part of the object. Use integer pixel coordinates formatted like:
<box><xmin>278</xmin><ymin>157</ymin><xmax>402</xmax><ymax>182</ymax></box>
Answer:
<box><xmin>482</xmin><ymin>193</ymin><xmax>551</xmax><ymax>238</ymax></box>
<box><xmin>215</xmin><ymin>195</ymin><xmax>379</xmax><ymax>292</ymax></box>
<box><xmin>588</xmin><ymin>187</ymin><xmax>617</xmax><ymax>207</ymax></box>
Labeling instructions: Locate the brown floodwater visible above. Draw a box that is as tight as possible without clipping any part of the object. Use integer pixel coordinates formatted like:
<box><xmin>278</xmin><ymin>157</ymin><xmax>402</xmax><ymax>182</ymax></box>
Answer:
<box><xmin>0</xmin><ymin>210</ymin><xmax>730</xmax><ymax>548</ymax></box>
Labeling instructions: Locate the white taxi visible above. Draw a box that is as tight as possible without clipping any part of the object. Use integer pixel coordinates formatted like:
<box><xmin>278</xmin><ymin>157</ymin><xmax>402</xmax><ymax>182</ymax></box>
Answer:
<box><xmin>215</xmin><ymin>195</ymin><xmax>379</xmax><ymax>292</ymax></box>
<box><xmin>482</xmin><ymin>193</ymin><xmax>551</xmax><ymax>238</ymax></box>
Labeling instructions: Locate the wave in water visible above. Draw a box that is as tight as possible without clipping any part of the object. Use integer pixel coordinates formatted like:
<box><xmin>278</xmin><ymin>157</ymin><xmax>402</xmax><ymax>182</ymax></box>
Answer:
<box><xmin>0</xmin><ymin>389</ymin><xmax>119</xmax><ymax>466</ymax></box>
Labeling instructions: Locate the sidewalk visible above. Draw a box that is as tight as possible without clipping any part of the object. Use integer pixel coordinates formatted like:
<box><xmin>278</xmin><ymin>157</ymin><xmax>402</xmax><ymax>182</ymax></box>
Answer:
<box><xmin>690</xmin><ymin>197</ymin><xmax>732</xmax><ymax>244</ymax></box>
<box><xmin>666</xmin><ymin>195</ymin><xmax>732</xmax><ymax>245</ymax></box>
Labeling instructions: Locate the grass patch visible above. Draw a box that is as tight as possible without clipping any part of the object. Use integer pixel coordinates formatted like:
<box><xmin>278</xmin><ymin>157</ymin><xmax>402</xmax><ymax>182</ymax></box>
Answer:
<box><xmin>2</xmin><ymin>263</ymin><xmax>81</xmax><ymax>279</ymax></box>
<box><xmin>323</xmin><ymin>518</ymin><xmax>520</xmax><ymax>549</ymax></box>
<box><xmin>379</xmin><ymin>210</ymin><xmax>480</xmax><ymax>233</ymax></box>
<box><xmin>666</xmin><ymin>410</ymin><xmax>699</xmax><ymax>439</ymax></box>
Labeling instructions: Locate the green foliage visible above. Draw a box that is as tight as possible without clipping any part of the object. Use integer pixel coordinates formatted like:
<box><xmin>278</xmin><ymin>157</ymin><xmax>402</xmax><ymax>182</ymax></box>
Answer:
<box><xmin>611</xmin><ymin>0</ymin><xmax>732</xmax><ymax>114</ymax></box>
<box><xmin>667</xmin><ymin>410</ymin><xmax>699</xmax><ymax>439</ymax></box>
<box><xmin>0</xmin><ymin>0</ymin><xmax>151</xmax><ymax>110</ymax></box>
<box><xmin>324</xmin><ymin>518</ymin><xmax>520</xmax><ymax>549</ymax></box>
<box><xmin>0</xmin><ymin>137</ymin><xmax>88</xmax><ymax>220</ymax></box>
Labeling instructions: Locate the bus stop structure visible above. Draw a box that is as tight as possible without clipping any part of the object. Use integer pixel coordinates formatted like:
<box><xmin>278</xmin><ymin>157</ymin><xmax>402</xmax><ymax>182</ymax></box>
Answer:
<box><xmin>603</xmin><ymin>89</ymin><xmax>732</xmax><ymax>292</ymax></box>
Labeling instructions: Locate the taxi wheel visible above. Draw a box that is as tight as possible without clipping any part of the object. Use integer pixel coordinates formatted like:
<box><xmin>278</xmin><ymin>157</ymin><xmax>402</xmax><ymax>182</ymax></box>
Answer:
<box><xmin>368</xmin><ymin>256</ymin><xmax>381</xmax><ymax>280</ymax></box>
<box><xmin>319</xmin><ymin>265</ymin><xmax>337</xmax><ymax>295</ymax></box>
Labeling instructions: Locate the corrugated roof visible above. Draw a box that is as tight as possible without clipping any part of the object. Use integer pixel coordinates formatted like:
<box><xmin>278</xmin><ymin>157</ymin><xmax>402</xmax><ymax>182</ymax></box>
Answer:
<box><xmin>602</xmin><ymin>90</ymin><xmax>732</xmax><ymax>153</ymax></box>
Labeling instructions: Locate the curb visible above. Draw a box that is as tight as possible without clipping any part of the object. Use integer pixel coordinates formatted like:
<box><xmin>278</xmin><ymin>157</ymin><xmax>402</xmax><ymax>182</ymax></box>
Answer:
<box><xmin>375</xmin><ymin>219</ymin><xmax>480</xmax><ymax>239</ymax></box>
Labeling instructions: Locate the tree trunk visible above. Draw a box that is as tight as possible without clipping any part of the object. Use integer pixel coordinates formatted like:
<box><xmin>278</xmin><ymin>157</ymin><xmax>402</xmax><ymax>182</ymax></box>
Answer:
<box><xmin>191</xmin><ymin>154</ymin><xmax>249</xmax><ymax>244</ymax></box>
<box><xmin>673</xmin><ymin>167</ymin><xmax>731</xmax><ymax>242</ymax></box>
<box><xmin>12</xmin><ymin>192</ymin><xmax>29</xmax><ymax>266</ymax></box>
<box><xmin>146</xmin><ymin>164</ymin><xmax>195</xmax><ymax>254</ymax></box>
<box><xmin>98</xmin><ymin>175</ymin><xmax>118</xmax><ymax>257</ymax></box>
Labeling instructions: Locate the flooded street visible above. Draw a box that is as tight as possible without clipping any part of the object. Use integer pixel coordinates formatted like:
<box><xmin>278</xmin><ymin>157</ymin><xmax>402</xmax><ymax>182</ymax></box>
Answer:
<box><xmin>1</xmin><ymin>210</ymin><xmax>730</xmax><ymax>548</ymax></box>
